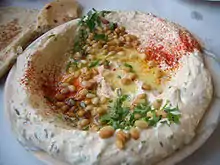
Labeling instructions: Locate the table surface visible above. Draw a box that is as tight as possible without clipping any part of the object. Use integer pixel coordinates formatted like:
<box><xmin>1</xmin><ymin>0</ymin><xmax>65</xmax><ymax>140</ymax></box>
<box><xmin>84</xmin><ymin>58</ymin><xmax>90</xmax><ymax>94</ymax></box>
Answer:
<box><xmin>0</xmin><ymin>0</ymin><xmax>220</xmax><ymax>165</ymax></box>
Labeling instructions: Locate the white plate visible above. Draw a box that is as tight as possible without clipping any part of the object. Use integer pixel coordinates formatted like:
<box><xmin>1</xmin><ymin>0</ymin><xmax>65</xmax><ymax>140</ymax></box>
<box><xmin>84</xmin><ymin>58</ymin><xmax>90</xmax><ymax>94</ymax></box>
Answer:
<box><xmin>4</xmin><ymin>18</ymin><xmax>220</xmax><ymax>165</ymax></box>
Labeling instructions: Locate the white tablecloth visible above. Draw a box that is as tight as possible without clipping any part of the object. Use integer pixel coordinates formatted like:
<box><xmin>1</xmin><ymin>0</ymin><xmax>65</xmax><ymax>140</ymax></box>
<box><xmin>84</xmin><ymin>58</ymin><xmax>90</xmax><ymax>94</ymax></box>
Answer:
<box><xmin>0</xmin><ymin>0</ymin><xmax>220</xmax><ymax>165</ymax></box>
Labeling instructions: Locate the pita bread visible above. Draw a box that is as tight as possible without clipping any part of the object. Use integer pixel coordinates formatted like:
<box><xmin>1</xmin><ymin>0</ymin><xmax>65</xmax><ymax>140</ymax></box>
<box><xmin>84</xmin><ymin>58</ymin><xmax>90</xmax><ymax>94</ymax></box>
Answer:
<box><xmin>37</xmin><ymin>0</ymin><xmax>81</xmax><ymax>31</ymax></box>
<box><xmin>0</xmin><ymin>0</ymin><xmax>81</xmax><ymax>79</ymax></box>
<box><xmin>0</xmin><ymin>7</ymin><xmax>39</xmax><ymax>78</ymax></box>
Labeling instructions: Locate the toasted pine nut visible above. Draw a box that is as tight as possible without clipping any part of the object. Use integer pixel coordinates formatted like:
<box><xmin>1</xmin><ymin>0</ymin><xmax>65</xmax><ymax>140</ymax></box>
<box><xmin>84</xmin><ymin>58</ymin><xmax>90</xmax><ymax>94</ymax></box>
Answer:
<box><xmin>134</xmin><ymin>113</ymin><xmax>142</xmax><ymax>119</ymax></box>
<box><xmin>81</xmin><ymin>81</ymin><xmax>93</xmax><ymax>88</ymax></box>
<box><xmin>85</xmin><ymin>105</ymin><xmax>94</xmax><ymax>111</ymax></box>
<box><xmin>96</xmin><ymin>107</ymin><xmax>106</xmax><ymax>115</ymax></box>
<box><xmin>130</xmin><ymin>128</ymin><xmax>140</xmax><ymax>140</ymax></box>
<box><xmin>99</xmin><ymin>126</ymin><xmax>115</xmax><ymax>139</ymax></box>
<box><xmin>78</xmin><ymin>89</ymin><xmax>88</xmax><ymax>96</ymax></box>
<box><xmin>77</xmin><ymin>110</ymin><xmax>85</xmax><ymax>117</ymax></box>
<box><xmin>59</xmin><ymin>82</ymin><xmax>69</xmax><ymax>87</ymax></box>
<box><xmin>80</xmin><ymin>119</ymin><xmax>90</xmax><ymax>127</ymax></box>
<box><xmin>142</xmin><ymin>83</ymin><xmax>152</xmax><ymax>90</ymax></box>
<box><xmin>100</xmin><ymin>96</ymin><xmax>107</xmax><ymax>104</ymax></box>
<box><xmin>60</xmin><ymin>87</ymin><xmax>69</xmax><ymax>94</ymax></box>
<box><xmin>86</xmin><ymin>93</ymin><xmax>96</xmax><ymax>99</ymax></box>
<box><xmin>121</xmin><ymin>77</ymin><xmax>132</xmax><ymax>85</ymax></box>
<box><xmin>68</xmin><ymin>85</ymin><xmax>75</xmax><ymax>92</ymax></box>
<box><xmin>156</xmin><ymin>110</ymin><xmax>167</xmax><ymax>118</ymax></box>
<box><xmin>61</xmin><ymin>105</ymin><xmax>69</xmax><ymax>112</ymax></box>
<box><xmin>55</xmin><ymin>93</ymin><xmax>65</xmax><ymax>101</ymax></box>
<box><xmin>125</xmin><ymin>35</ymin><xmax>131</xmax><ymax>42</ymax></box>
<box><xmin>146</xmin><ymin>111</ymin><xmax>153</xmax><ymax>118</ymax></box>
<box><xmin>137</xmin><ymin>93</ymin><xmax>147</xmax><ymax>99</ymax></box>
<box><xmin>117</xmin><ymin>51</ymin><xmax>125</xmax><ymax>56</ymax></box>
<box><xmin>84</xmin><ymin>99</ymin><xmax>91</xmax><ymax>105</ymax></box>
<box><xmin>116</xmin><ymin>130</ymin><xmax>128</xmax><ymax>143</ymax></box>
<box><xmin>115</xmin><ymin>139</ymin><xmax>125</xmax><ymax>150</ymax></box>
<box><xmin>135</xmin><ymin>120</ymin><xmax>148</xmax><ymax>129</ymax></box>
<box><xmin>91</xmin><ymin>125</ymin><xmax>99</xmax><ymax>131</ymax></box>
<box><xmin>91</xmin><ymin>97</ymin><xmax>99</xmax><ymax>105</ymax></box>
<box><xmin>107</xmin><ymin>51</ymin><xmax>116</xmax><ymax>56</ymax></box>
<box><xmin>56</xmin><ymin>102</ymin><xmax>65</xmax><ymax>107</ymax></box>
<box><xmin>152</xmin><ymin>99</ymin><xmax>163</xmax><ymax>109</ymax></box>
<box><xmin>65</xmin><ymin>111</ymin><xmax>75</xmax><ymax>117</ymax></box>
<box><xmin>119</xmin><ymin>26</ymin><xmax>125</xmax><ymax>32</ymax></box>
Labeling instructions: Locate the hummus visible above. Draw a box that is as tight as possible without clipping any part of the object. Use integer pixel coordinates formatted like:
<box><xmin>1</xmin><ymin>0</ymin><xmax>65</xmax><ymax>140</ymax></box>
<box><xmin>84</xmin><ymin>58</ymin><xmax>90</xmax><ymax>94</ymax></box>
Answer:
<box><xmin>8</xmin><ymin>10</ymin><xmax>213</xmax><ymax>165</ymax></box>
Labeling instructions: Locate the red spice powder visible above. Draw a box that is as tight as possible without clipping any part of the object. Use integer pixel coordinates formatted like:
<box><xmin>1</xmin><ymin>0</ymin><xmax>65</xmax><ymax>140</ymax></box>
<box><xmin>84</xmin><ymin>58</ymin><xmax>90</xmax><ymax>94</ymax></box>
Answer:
<box><xmin>144</xmin><ymin>29</ymin><xmax>201</xmax><ymax>68</ymax></box>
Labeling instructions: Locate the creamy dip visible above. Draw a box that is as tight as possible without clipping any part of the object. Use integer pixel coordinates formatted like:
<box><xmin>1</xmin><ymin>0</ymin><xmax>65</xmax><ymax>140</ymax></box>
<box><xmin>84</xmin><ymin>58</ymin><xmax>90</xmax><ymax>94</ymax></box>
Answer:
<box><xmin>9</xmin><ymin>10</ymin><xmax>212</xmax><ymax>165</ymax></box>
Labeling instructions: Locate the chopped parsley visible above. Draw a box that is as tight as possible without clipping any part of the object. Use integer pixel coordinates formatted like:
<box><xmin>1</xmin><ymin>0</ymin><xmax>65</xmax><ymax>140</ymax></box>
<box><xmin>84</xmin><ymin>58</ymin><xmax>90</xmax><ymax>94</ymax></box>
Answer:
<box><xmin>100</xmin><ymin>96</ymin><xmax>181</xmax><ymax>130</ymax></box>
<box><xmin>89</xmin><ymin>59</ymin><xmax>100</xmax><ymax>68</ymax></box>
<box><xmin>109</xmin><ymin>22</ymin><xmax>117</xmax><ymax>31</ymax></box>
<box><xmin>124</xmin><ymin>63</ymin><xmax>134</xmax><ymax>72</ymax></box>
<box><xmin>66</xmin><ymin>60</ymin><xmax>78</xmax><ymax>72</ymax></box>
<box><xmin>94</xmin><ymin>33</ymin><xmax>108</xmax><ymax>41</ymax></box>
<box><xmin>117</xmin><ymin>75</ymin><xmax>122</xmax><ymax>79</ymax></box>
<box><xmin>73</xmin><ymin>9</ymin><xmax>116</xmax><ymax>55</ymax></box>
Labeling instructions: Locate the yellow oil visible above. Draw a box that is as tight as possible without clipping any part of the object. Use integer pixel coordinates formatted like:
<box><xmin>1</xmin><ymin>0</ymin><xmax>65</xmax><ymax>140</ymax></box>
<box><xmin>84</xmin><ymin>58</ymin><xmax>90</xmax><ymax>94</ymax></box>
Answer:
<box><xmin>97</xmin><ymin>48</ymin><xmax>165</xmax><ymax>95</ymax></box>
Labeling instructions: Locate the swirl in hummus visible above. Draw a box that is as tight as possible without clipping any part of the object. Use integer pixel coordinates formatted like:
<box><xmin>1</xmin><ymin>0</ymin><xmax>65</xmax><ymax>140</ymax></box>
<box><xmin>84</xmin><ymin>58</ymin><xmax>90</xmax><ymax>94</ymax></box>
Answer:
<box><xmin>9</xmin><ymin>9</ymin><xmax>212</xmax><ymax>165</ymax></box>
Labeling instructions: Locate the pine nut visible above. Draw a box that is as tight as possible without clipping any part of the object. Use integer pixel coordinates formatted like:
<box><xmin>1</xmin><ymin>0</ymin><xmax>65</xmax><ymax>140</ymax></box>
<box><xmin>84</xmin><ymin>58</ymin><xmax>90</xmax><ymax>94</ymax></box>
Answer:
<box><xmin>56</xmin><ymin>102</ymin><xmax>65</xmax><ymax>107</ymax></box>
<box><xmin>146</xmin><ymin>111</ymin><xmax>153</xmax><ymax>118</ymax></box>
<box><xmin>115</xmin><ymin>139</ymin><xmax>125</xmax><ymax>150</ymax></box>
<box><xmin>152</xmin><ymin>99</ymin><xmax>163</xmax><ymax>109</ymax></box>
<box><xmin>91</xmin><ymin>125</ymin><xmax>99</xmax><ymax>131</ymax></box>
<box><xmin>116</xmin><ymin>130</ymin><xmax>129</xmax><ymax>143</ymax></box>
<box><xmin>121</xmin><ymin>77</ymin><xmax>132</xmax><ymax>85</ymax></box>
<box><xmin>100</xmin><ymin>96</ymin><xmax>107</xmax><ymax>104</ymax></box>
<box><xmin>96</xmin><ymin>107</ymin><xmax>106</xmax><ymax>115</ymax></box>
<box><xmin>80</xmin><ymin>119</ymin><xmax>90</xmax><ymax>127</ymax></box>
<box><xmin>55</xmin><ymin>93</ymin><xmax>65</xmax><ymax>101</ymax></box>
<box><xmin>66</xmin><ymin>111</ymin><xmax>75</xmax><ymax>117</ymax></box>
<box><xmin>91</xmin><ymin>97</ymin><xmax>99</xmax><ymax>105</ymax></box>
<box><xmin>60</xmin><ymin>87</ymin><xmax>69</xmax><ymax>94</ymax></box>
<box><xmin>68</xmin><ymin>85</ymin><xmax>75</xmax><ymax>92</ymax></box>
<box><xmin>99</xmin><ymin>126</ymin><xmax>115</xmax><ymax>139</ymax></box>
<box><xmin>142</xmin><ymin>83</ymin><xmax>152</xmax><ymax>90</ymax></box>
<box><xmin>137</xmin><ymin>93</ymin><xmax>147</xmax><ymax>99</ymax></box>
<box><xmin>119</xmin><ymin>26</ymin><xmax>125</xmax><ymax>32</ymax></box>
<box><xmin>79</xmin><ymin>89</ymin><xmax>88</xmax><ymax>96</ymax></box>
<box><xmin>77</xmin><ymin>110</ymin><xmax>85</xmax><ymax>117</ymax></box>
<box><xmin>117</xmin><ymin>51</ymin><xmax>125</xmax><ymax>56</ymax></box>
<box><xmin>107</xmin><ymin>51</ymin><xmax>116</xmax><ymax>56</ymax></box>
<box><xmin>135</xmin><ymin>120</ymin><xmax>148</xmax><ymax>129</ymax></box>
<box><xmin>59</xmin><ymin>83</ymin><xmax>69</xmax><ymax>87</ymax></box>
<box><xmin>85</xmin><ymin>105</ymin><xmax>94</xmax><ymax>111</ymax></box>
<box><xmin>156</xmin><ymin>110</ymin><xmax>167</xmax><ymax>118</ymax></box>
<box><xmin>65</xmin><ymin>98</ymin><xmax>75</xmax><ymax>106</ymax></box>
<box><xmin>86</xmin><ymin>93</ymin><xmax>96</xmax><ymax>98</ymax></box>
<box><xmin>134</xmin><ymin>113</ymin><xmax>142</xmax><ymax>119</ymax></box>
<box><xmin>61</xmin><ymin>105</ymin><xmax>69</xmax><ymax>112</ymax></box>
<box><xmin>130</xmin><ymin>128</ymin><xmax>140</xmax><ymax>140</ymax></box>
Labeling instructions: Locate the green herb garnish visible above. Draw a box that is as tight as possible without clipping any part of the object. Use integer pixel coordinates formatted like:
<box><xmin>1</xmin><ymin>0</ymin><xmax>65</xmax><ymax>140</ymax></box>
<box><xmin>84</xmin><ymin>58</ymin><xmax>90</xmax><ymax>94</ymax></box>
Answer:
<box><xmin>94</xmin><ymin>34</ymin><xmax>108</xmax><ymax>41</ymax></box>
<box><xmin>124</xmin><ymin>63</ymin><xmax>135</xmax><ymax>72</ymax></box>
<box><xmin>66</xmin><ymin>60</ymin><xmax>78</xmax><ymax>72</ymax></box>
<box><xmin>89</xmin><ymin>60</ymin><xmax>100</xmax><ymax>68</ymax></box>
<box><xmin>73</xmin><ymin>9</ymin><xmax>115</xmax><ymax>56</ymax></box>
<box><xmin>100</xmin><ymin>95</ymin><xmax>130</xmax><ymax>129</ymax></box>
<box><xmin>109</xmin><ymin>22</ymin><xmax>117</xmax><ymax>30</ymax></box>
<box><xmin>117</xmin><ymin>75</ymin><xmax>122</xmax><ymax>79</ymax></box>
<box><xmin>100</xmin><ymin>96</ymin><xmax>181</xmax><ymax>130</ymax></box>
